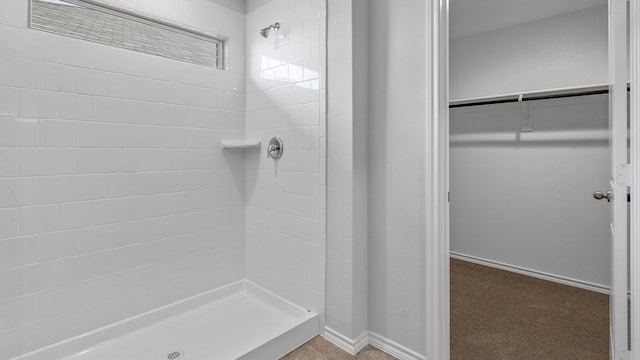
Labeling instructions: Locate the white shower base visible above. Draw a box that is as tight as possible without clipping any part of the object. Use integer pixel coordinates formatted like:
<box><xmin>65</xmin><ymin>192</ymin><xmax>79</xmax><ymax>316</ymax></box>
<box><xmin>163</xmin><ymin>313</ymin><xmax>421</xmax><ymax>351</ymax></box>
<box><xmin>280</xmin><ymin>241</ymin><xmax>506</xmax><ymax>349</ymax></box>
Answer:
<box><xmin>13</xmin><ymin>281</ymin><xmax>318</xmax><ymax>360</ymax></box>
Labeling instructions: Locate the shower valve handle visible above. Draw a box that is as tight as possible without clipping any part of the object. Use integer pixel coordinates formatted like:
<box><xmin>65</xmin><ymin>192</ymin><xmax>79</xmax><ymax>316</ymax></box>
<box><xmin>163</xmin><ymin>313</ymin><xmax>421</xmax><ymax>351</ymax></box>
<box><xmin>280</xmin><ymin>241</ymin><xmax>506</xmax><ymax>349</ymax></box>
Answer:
<box><xmin>267</xmin><ymin>136</ymin><xmax>284</xmax><ymax>159</ymax></box>
<box><xmin>267</xmin><ymin>143</ymin><xmax>280</xmax><ymax>157</ymax></box>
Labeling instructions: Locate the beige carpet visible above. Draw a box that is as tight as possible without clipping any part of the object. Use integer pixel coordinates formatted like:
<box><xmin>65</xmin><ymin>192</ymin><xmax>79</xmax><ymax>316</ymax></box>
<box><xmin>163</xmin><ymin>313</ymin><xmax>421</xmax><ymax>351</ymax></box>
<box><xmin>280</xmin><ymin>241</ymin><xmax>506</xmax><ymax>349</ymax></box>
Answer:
<box><xmin>281</xmin><ymin>336</ymin><xmax>398</xmax><ymax>359</ymax></box>
<box><xmin>450</xmin><ymin>259</ymin><xmax>609</xmax><ymax>360</ymax></box>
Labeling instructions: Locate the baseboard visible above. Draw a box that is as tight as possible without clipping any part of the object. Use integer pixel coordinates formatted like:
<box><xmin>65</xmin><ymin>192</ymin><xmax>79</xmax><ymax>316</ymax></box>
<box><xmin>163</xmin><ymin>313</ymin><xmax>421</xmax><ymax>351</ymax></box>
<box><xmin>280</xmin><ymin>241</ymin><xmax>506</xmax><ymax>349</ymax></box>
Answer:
<box><xmin>322</xmin><ymin>327</ymin><xmax>368</xmax><ymax>355</ymax></box>
<box><xmin>450</xmin><ymin>252</ymin><xmax>610</xmax><ymax>294</ymax></box>
<box><xmin>322</xmin><ymin>328</ymin><xmax>425</xmax><ymax>360</ymax></box>
<box><xmin>368</xmin><ymin>332</ymin><xmax>426</xmax><ymax>360</ymax></box>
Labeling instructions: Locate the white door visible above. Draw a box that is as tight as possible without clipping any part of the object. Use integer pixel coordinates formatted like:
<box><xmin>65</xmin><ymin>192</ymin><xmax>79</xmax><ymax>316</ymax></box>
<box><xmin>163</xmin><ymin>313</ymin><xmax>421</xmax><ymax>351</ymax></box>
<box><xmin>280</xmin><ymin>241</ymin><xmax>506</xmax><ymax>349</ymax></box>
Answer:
<box><xmin>607</xmin><ymin>0</ymin><xmax>630</xmax><ymax>359</ymax></box>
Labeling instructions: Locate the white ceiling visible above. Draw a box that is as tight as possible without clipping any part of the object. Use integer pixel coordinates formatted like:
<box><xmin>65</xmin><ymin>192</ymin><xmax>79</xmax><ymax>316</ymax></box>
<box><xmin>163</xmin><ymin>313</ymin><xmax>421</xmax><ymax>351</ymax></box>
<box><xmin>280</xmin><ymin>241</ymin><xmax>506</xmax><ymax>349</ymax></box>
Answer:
<box><xmin>208</xmin><ymin>0</ymin><xmax>271</xmax><ymax>13</ymax></box>
<box><xmin>246</xmin><ymin>0</ymin><xmax>271</xmax><ymax>12</ymax></box>
<box><xmin>450</xmin><ymin>0</ymin><xmax>607</xmax><ymax>39</ymax></box>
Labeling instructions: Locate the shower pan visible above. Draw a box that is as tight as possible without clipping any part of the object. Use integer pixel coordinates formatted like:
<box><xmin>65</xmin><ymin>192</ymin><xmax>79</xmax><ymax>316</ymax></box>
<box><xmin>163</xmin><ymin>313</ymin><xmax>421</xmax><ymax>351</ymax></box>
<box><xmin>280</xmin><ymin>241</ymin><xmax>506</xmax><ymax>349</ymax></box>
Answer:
<box><xmin>16</xmin><ymin>282</ymin><xmax>318</xmax><ymax>360</ymax></box>
<box><xmin>2</xmin><ymin>0</ymin><xmax>327</xmax><ymax>359</ymax></box>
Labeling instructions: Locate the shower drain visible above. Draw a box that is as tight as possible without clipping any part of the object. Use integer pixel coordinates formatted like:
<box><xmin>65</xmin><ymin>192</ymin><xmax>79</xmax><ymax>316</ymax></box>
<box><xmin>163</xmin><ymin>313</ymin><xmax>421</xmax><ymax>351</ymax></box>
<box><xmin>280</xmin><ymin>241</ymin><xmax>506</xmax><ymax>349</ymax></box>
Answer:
<box><xmin>164</xmin><ymin>350</ymin><xmax>184</xmax><ymax>360</ymax></box>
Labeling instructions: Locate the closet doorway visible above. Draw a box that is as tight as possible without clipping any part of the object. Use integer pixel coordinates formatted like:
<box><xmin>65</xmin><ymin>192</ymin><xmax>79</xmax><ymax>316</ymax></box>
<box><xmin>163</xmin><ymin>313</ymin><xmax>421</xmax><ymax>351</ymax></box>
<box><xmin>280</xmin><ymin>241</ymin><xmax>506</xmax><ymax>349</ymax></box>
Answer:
<box><xmin>447</xmin><ymin>0</ymin><xmax>630</xmax><ymax>359</ymax></box>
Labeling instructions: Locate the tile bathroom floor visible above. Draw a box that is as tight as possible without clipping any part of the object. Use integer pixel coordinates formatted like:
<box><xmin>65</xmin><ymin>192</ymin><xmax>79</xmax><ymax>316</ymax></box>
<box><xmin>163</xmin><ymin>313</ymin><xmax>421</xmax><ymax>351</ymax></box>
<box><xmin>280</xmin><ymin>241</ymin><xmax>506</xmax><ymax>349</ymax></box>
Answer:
<box><xmin>281</xmin><ymin>336</ymin><xmax>398</xmax><ymax>360</ymax></box>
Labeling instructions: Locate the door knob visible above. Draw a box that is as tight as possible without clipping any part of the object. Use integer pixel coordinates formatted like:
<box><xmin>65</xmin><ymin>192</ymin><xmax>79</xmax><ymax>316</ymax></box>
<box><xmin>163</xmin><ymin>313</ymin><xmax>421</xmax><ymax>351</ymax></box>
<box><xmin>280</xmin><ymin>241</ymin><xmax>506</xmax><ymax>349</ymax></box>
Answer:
<box><xmin>593</xmin><ymin>190</ymin><xmax>612</xmax><ymax>202</ymax></box>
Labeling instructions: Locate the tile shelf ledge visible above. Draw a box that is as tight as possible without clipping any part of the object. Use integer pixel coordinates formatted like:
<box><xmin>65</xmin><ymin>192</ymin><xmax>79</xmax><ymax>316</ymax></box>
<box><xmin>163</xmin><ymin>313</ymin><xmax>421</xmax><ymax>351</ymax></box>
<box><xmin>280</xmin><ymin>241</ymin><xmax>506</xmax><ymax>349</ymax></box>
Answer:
<box><xmin>221</xmin><ymin>140</ymin><xmax>261</xmax><ymax>150</ymax></box>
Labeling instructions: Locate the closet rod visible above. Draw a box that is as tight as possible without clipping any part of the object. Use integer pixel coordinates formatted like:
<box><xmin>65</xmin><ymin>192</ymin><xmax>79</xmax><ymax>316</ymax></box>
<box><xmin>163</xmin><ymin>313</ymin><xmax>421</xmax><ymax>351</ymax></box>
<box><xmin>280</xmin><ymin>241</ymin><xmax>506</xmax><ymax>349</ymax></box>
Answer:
<box><xmin>449</xmin><ymin>87</ymin><xmax>630</xmax><ymax>109</ymax></box>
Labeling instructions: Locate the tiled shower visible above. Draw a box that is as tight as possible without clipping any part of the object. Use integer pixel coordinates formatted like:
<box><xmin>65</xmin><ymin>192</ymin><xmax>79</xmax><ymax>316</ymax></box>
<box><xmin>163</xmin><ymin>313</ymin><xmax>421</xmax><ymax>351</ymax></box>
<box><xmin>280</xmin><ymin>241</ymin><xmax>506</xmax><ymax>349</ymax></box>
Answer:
<box><xmin>245</xmin><ymin>0</ymin><xmax>325</xmax><ymax>315</ymax></box>
<box><xmin>0</xmin><ymin>0</ymin><xmax>326</xmax><ymax>358</ymax></box>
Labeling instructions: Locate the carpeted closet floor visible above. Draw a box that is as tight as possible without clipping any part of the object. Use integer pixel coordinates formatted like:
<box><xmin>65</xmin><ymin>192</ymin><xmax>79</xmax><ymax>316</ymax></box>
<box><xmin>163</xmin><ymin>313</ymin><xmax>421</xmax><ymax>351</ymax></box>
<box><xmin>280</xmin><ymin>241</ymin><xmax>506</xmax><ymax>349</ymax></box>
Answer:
<box><xmin>450</xmin><ymin>258</ymin><xmax>609</xmax><ymax>360</ymax></box>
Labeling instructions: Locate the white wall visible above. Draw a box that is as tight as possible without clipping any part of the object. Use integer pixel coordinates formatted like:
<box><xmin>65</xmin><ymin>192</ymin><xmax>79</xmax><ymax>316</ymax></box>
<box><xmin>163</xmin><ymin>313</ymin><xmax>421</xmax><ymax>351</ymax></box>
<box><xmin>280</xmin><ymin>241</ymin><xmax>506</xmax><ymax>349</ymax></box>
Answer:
<box><xmin>0</xmin><ymin>0</ymin><xmax>246</xmax><ymax>357</ymax></box>
<box><xmin>450</xmin><ymin>95</ymin><xmax>611</xmax><ymax>289</ymax></box>
<box><xmin>324</xmin><ymin>0</ymin><xmax>426</xmax><ymax>355</ymax></box>
<box><xmin>325</xmin><ymin>0</ymin><xmax>369</xmax><ymax>344</ymax></box>
<box><xmin>351</xmin><ymin>0</ymin><xmax>369</xmax><ymax>340</ymax></box>
<box><xmin>450</xmin><ymin>5</ymin><xmax>608</xmax><ymax>101</ymax></box>
<box><xmin>449</xmin><ymin>4</ymin><xmax>611</xmax><ymax>290</ymax></box>
<box><xmin>244</xmin><ymin>0</ymin><xmax>326</xmax><ymax>315</ymax></box>
<box><xmin>367</xmin><ymin>0</ymin><xmax>426</xmax><ymax>355</ymax></box>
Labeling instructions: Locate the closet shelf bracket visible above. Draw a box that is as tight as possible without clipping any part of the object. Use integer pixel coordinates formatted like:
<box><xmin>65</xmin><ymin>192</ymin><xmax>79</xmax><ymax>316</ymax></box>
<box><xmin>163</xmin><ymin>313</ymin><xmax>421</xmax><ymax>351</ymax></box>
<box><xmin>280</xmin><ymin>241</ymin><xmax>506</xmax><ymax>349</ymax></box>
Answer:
<box><xmin>519</xmin><ymin>94</ymin><xmax>533</xmax><ymax>132</ymax></box>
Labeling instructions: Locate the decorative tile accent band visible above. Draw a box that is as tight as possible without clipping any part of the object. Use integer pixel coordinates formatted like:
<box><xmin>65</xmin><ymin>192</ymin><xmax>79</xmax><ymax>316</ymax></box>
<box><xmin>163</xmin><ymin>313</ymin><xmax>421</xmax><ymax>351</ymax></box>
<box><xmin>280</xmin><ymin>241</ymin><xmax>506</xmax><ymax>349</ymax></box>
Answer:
<box><xmin>30</xmin><ymin>0</ymin><xmax>223</xmax><ymax>68</ymax></box>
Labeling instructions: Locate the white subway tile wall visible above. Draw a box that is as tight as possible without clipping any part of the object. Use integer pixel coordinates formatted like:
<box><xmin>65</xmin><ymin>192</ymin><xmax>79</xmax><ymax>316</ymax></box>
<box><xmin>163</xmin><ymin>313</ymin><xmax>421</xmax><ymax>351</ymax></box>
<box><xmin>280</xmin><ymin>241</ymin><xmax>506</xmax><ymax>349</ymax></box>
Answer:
<box><xmin>0</xmin><ymin>0</ymin><xmax>247</xmax><ymax>357</ymax></box>
<box><xmin>245</xmin><ymin>0</ymin><xmax>326</xmax><ymax>315</ymax></box>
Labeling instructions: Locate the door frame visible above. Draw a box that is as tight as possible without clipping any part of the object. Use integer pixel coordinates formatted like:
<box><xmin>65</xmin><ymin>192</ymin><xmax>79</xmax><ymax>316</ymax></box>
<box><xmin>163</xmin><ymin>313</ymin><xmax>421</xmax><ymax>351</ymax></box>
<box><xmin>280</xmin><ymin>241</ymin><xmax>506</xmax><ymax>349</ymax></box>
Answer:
<box><xmin>630</xmin><ymin>0</ymin><xmax>640</xmax><ymax>357</ymax></box>
<box><xmin>426</xmin><ymin>1</ymin><xmax>640</xmax><ymax>359</ymax></box>
<box><xmin>425</xmin><ymin>1</ymin><xmax>449</xmax><ymax>360</ymax></box>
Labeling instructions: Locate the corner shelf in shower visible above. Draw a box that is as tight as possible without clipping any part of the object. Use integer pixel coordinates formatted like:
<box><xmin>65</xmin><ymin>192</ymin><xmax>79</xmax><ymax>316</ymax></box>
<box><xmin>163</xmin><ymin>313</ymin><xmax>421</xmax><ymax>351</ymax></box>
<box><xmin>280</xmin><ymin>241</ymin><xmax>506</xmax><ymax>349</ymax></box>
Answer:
<box><xmin>221</xmin><ymin>140</ymin><xmax>261</xmax><ymax>150</ymax></box>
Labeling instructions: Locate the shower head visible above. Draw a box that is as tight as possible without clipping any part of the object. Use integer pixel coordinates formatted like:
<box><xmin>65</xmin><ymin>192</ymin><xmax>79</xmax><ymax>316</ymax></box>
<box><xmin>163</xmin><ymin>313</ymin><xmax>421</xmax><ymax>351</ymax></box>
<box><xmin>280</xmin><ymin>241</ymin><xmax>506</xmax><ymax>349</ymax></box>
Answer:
<box><xmin>260</xmin><ymin>22</ymin><xmax>280</xmax><ymax>38</ymax></box>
